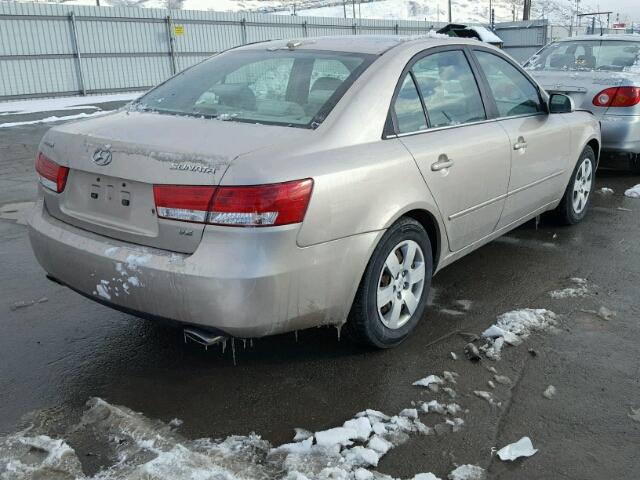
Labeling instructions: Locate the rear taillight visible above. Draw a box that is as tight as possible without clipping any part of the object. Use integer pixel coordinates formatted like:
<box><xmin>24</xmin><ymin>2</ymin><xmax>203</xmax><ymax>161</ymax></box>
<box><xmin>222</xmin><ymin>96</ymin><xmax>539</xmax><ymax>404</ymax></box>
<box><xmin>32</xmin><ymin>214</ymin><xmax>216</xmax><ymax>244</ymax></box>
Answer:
<box><xmin>152</xmin><ymin>178</ymin><xmax>313</xmax><ymax>227</ymax></box>
<box><xmin>35</xmin><ymin>152</ymin><xmax>69</xmax><ymax>193</ymax></box>
<box><xmin>153</xmin><ymin>185</ymin><xmax>216</xmax><ymax>223</ymax></box>
<box><xmin>593</xmin><ymin>87</ymin><xmax>640</xmax><ymax>107</ymax></box>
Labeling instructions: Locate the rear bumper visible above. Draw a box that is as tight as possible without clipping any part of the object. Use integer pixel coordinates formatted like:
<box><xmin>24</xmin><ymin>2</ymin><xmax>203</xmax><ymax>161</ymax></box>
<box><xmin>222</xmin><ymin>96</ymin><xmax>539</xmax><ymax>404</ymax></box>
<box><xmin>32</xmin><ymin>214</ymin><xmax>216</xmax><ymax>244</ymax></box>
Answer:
<box><xmin>600</xmin><ymin>114</ymin><xmax>640</xmax><ymax>154</ymax></box>
<box><xmin>28</xmin><ymin>198</ymin><xmax>379</xmax><ymax>337</ymax></box>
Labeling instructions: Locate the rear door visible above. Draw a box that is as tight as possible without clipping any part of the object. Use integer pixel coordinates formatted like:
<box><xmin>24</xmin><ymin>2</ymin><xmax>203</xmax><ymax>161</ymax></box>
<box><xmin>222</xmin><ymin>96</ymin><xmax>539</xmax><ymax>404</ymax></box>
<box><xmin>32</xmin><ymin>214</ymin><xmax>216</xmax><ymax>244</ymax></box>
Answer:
<box><xmin>471</xmin><ymin>48</ymin><xmax>571</xmax><ymax>228</ymax></box>
<box><xmin>391</xmin><ymin>47</ymin><xmax>511</xmax><ymax>252</ymax></box>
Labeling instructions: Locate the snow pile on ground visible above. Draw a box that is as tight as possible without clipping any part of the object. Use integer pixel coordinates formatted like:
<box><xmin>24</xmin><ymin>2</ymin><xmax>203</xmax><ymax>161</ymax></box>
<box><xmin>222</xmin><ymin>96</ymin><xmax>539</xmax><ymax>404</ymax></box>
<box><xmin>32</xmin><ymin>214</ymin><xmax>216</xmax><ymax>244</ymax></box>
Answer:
<box><xmin>496</xmin><ymin>437</ymin><xmax>537</xmax><ymax>461</ymax></box>
<box><xmin>597</xmin><ymin>187</ymin><xmax>614</xmax><ymax>195</ymax></box>
<box><xmin>549</xmin><ymin>277</ymin><xmax>589</xmax><ymax>299</ymax></box>
<box><xmin>0</xmin><ymin>434</ymin><xmax>83</xmax><ymax>480</ymax></box>
<box><xmin>0</xmin><ymin>92</ymin><xmax>141</xmax><ymax>115</ymax></box>
<box><xmin>0</xmin><ymin>111</ymin><xmax>112</xmax><ymax>128</ymax></box>
<box><xmin>480</xmin><ymin>309</ymin><xmax>557</xmax><ymax>360</ymax></box>
<box><xmin>447</xmin><ymin>464</ymin><xmax>485</xmax><ymax>480</ymax></box>
<box><xmin>624</xmin><ymin>184</ymin><xmax>640</xmax><ymax>198</ymax></box>
<box><xmin>0</xmin><ymin>395</ymin><xmax>469</xmax><ymax>480</ymax></box>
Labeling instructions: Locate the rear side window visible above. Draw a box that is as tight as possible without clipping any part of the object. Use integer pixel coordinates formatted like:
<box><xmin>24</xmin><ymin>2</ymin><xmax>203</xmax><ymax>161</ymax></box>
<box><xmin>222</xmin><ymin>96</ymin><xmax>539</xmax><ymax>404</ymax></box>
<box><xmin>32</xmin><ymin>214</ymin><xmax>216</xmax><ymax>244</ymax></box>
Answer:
<box><xmin>393</xmin><ymin>74</ymin><xmax>428</xmax><ymax>134</ymax></box>
<box><xmin>134</xmin><ymin>50</ymin><xmax>374</xmax><ymax>128</ymax></box>
<box><xmin>412</xmin><ymin>50</ymin><xmax>486</xmax><ymax>128</ymax></box>
<box><xmin>475</xmin><ymin>51</ymin><xmax>543</xmax><ymax>118</ymax></box>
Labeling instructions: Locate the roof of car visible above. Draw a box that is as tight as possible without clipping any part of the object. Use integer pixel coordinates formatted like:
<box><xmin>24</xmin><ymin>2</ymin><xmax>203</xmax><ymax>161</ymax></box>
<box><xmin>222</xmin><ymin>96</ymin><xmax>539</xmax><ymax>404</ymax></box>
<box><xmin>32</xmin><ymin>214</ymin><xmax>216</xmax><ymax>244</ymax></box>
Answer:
<box><xmin>557</xmin><ymin>34</ymin><xmax>640</xmax><ymax>42</ymax></box>
<box><xmin>236</xmin><ymin>34</ymin><xmax>486</xmax><ymax>55</ymax></box>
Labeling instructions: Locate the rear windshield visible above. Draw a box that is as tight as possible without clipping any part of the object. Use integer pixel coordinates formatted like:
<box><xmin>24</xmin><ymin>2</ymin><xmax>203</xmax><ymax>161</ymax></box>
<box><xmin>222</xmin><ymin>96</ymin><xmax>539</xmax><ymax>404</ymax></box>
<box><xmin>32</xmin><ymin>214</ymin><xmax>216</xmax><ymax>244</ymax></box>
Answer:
<box><xmin>133</xmin><ymin>49</ymin><xmax>375</xmax><ymax>128</ymax></box>
<box><xmin>524</xmin><ymin>40</ymin><xmax>640</xmax><ymax>72</ymax></box>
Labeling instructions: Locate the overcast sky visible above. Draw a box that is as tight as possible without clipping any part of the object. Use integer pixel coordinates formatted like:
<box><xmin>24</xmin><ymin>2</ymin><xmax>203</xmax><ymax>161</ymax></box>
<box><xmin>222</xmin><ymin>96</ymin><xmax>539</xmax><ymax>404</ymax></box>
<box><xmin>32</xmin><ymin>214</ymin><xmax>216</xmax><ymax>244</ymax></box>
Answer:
<box><xmin>594</xmin><ymin>0</ymin><xmax>640</xmax><ymax>22</ymax></box>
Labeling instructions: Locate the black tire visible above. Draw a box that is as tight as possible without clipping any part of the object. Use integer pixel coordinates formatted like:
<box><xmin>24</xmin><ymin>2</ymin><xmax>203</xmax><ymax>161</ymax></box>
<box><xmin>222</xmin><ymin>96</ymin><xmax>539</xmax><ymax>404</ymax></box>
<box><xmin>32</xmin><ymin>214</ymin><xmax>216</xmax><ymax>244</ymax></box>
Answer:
<box><xmin>345</xmin><ymin>217</ymin><xmax>433</xmax><ymax>349</ymax></box>
<box><xmin>553</xmin><ymin>145</ymin><xmax>596</xmax><ymax>225</ymax></box>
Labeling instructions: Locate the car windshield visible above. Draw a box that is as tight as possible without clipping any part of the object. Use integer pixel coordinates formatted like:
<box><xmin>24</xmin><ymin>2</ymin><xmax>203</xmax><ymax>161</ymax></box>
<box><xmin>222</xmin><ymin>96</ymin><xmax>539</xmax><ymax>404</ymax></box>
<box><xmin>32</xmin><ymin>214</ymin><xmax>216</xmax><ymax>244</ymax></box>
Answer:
<box><xmin>132</xmin><ymin>49</ymin><xmax>375</xmax><ymax>128</ymax></box>
<box><xmin>524</xmin><ymin>40</ymin><xmax>640</xmax><ymax>72</ymax></box>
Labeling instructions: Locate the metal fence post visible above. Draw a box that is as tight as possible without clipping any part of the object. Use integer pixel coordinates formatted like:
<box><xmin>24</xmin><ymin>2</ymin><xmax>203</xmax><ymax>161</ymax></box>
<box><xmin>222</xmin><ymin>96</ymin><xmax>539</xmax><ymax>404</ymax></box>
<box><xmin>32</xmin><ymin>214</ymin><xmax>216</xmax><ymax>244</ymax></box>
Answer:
<box><xmin>165</xmin><ymin>15</ymin><xmax>177</xmax><ymax>75</ymax></box>
<box><xmin>394</xmin><ymin>23</ymin><xmax>399</xmax><ymax>35</ymax></box>
<box><xmin>302</xmin><ymin>20</ymin><xmax>308</xmax><ymax>37</ymax></box>
<box><xmin>241</xmin><ymin>18</ymin><xmax>247</xmax><ymax>45</ymax></box>
<box><xmin>69</xmin><ymin>12</ymin><xmax>87</xmax><ymax>96</ymax></box>
<box><xmin>352</xmin><ymin>22</ymin><xmax>357</xmax><ymax>35</ymax></box>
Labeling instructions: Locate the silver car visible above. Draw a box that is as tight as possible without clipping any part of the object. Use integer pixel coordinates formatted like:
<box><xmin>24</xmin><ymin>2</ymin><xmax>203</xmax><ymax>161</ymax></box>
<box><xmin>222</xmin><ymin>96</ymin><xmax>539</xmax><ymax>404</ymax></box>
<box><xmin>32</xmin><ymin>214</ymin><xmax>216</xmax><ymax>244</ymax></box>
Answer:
<box><xmin>29</xmin><ymin>36</ymin><xmax>600</xmax><ymax>348</ymax></box>
<box><xmin>524</xmin><ymin>34</ymin><xmax>640</xmax><ymax>172</ymax></box>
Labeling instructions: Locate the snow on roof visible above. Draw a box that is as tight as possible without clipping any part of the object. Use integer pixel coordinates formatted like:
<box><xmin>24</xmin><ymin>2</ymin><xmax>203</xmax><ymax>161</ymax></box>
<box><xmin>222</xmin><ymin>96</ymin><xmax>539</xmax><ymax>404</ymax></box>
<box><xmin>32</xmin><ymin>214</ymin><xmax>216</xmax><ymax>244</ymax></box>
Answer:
<box><xmin>468</xmin><ymin>25</ymin><xmax>503</xmax><ymax>44</ymax></box>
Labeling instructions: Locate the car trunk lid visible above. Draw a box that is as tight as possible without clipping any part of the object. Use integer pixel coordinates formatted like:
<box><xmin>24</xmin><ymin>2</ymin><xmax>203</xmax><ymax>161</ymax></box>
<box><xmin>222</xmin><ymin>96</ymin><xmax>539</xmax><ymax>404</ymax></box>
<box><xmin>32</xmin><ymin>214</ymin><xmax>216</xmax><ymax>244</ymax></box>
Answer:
<box><xmin>42</xmin><ymin>111</ymin><xmax>309</xmax><ymax>253</ymax></box>
<box><xmin>531</xmin><ymin>69</ymin><xmax>639</xmax><ymax>116</ymax></box>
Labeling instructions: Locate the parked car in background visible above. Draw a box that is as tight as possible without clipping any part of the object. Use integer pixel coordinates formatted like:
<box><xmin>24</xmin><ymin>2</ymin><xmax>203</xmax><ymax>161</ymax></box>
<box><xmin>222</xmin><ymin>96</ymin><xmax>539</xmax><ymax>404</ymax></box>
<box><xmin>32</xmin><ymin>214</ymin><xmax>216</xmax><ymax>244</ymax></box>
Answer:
<box><xmin>29</xmin><ymin>36</ymin><xmax>600</xmax><ymax>349</ymax></box>
<box><xmin>524</xmin><ymin>35</ymin><xmax>640</xmax><ymax>172</ymax></box>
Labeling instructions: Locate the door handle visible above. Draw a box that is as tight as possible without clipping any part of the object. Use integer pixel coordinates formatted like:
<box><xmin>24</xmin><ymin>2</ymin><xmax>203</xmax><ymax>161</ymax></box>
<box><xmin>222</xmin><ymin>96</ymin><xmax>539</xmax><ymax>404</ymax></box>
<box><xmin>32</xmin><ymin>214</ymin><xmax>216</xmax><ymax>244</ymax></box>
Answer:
<box><xmin>513</xmin><ymin>136</ymin><xmax>528</xmax><ymax>151</ymax></box>
<box><xmin>431</xmin><ymin>155</ymin><xmax>454</xmax><ymax>171</ymax></box>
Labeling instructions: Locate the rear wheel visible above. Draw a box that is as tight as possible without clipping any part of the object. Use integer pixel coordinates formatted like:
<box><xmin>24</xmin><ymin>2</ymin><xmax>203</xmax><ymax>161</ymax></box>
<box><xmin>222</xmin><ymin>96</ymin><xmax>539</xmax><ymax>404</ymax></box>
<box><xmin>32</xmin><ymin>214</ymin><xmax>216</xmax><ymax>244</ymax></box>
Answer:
<box><xmin>345</xmin><ymin>217</ymin><xmax>433</xmax><ymax>348</ymax></box>
<box><xmin>553</xmin><ymin>146</ymin><xmax>595</xmax><ymax>225</ymax></box>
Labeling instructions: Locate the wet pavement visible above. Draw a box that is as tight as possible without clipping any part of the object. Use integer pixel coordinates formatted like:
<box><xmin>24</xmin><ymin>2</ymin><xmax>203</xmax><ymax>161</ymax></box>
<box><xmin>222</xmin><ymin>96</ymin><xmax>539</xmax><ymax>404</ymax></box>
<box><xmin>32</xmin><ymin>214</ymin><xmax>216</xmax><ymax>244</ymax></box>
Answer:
<box><xmin>1</xmin><ymin>114</ymin><xmax>639</xmax><ymax>479</ymax></box>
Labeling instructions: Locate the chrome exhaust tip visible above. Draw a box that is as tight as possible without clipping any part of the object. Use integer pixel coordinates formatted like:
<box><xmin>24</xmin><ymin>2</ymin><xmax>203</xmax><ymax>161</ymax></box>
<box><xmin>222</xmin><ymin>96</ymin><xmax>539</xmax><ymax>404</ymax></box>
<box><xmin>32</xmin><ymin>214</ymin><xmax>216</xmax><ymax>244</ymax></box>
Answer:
<box><xmin>183</xmin><ymin>327</ymin><xmax>227</xmax><ymax>350</ymax></box>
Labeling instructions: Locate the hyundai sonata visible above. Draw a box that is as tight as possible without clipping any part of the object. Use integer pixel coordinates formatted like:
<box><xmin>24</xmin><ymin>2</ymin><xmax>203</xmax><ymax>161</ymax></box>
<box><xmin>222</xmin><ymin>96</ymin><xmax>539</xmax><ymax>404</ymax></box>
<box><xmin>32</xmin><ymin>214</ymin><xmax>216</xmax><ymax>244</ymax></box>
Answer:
<box><xmin>29</xmin><ymin>36</ymin><xmax>600</xmax><ymax>348</ymax></box>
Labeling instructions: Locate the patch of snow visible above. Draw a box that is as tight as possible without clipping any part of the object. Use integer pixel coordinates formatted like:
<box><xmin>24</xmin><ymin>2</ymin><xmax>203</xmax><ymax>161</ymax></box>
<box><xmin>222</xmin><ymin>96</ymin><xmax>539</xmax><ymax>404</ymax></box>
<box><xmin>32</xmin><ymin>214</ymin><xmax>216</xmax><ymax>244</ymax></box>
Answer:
<box><xmin>496</xmin><ymin>436</ymin><xmax>538</xmax><ymax>461</ymax></box>
<box><xmin>543</xmin><ymin>385</ymin><xmax>557</xmax><ymax>399</ymax></box>
<box><xmin>629</xmin><ymin>407</ymin><xmax>640</xmax><ymax>423</ymax></box>
<box><xmin>549</xmin><ymin>278</ymin><xmax>589</xmax><ymax>299</ymax></box>
<box><xmin>0</xmin><ymin>111</ymin><xmax>111</xmax><ymax>128</ymax></box>
<box><xmin>342</xmin><ymin>417</ymin><xmax>372</xmax><ymax>442</ymax></box>
<box><xmin>168</xmin><ymin>418</ymin><xmax>183</xmax><ymax>428</ymax></box>
<box><xmin>399</xmin><ymin>408</ymin><xmax>418</xmax><ymax>419</ymax></box>
<box><xmin>0</xmin><ymin>92</ymin><xmax>141</xmax><ymax>115</ymax></box>
<box><xmin>367</xmin><ymin>435</ymin><xmax>393</xmax><ymax>455</ymax></box>
<box><xmin>342</xmin><ymin>446</ymin><xmax>380</xmax><ymax>467</ymax></box>
<box><xmin>597</xmin><ymin>306</ymin><xmax>616</xmax><ymax>321</ymax></box>
<box><xmin>450</xmin><ymin>352</ymin><xmax>458</xmax><ymax>360</ymax></box>
<box><xmin>314</xmin><ymin>427</ymin><xmax>357</xmax><ymax>448</ymax></box>
<box><xmin>624</xmin><ymin>184</ymin><xmax>640</xmax><ymax>198</ymax></box>
<box><xmin>597</xmin><ymin>187</ymin><xmax>614</xmax><ymax>195</ymax></box>
<box><xmin>448</xmin><ymin>464</ymin><xmax>486</xmax><ymax>480</ymax></box>
<box><xmin>493</xmin><ymin>375</ymin><xmax>512</xmax><ymax>386</ymax></box>
<box><xmin>293</xmin><ymin>428</ymin><xmax>312</xmax><ymax>442</ymax></box>
<box><xmin>0</xmin><ymin>434</ymin><xmax>84</xmax><ymax>479</ymax></box>
<box><xmin>413</xmin><ymin>375</ymin><xmax>444</xmax><ymax>387</ymax></box>
<box><xmin>473</xmin><ymin>391</ymin><xmax>500</xmax><ymax>407</ymax></box>
<box><xmin>412</xmin><ymin>473</ymin><xmax>442</xmax><ymax>480</ymax></box>
<box><xmin>96</xmin><ymin>281</ymin><xmax>112</xmax><ymax>300</ymax></box>
<box><xmin>495</xmin><ymin>309</ymin><xmax>558</xmax><ymax>338</ymax></box>
<box><xmin>468</xmin><ymin>25</ymin><xmax>502</xmax><ymax>43</ymax></box>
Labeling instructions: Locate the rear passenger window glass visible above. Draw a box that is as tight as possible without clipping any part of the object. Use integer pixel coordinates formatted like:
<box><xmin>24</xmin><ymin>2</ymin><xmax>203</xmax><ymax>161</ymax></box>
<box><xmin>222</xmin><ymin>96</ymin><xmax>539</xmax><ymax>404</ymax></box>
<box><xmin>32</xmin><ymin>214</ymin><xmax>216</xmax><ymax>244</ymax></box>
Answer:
<box><xmin>393</xmin><ymin>74</ymin><xmax>427</xmax><ymax>134</ymax></box>
<box><xmin>412</xmin><ymin>50</ymin><xmax>486</xmax><ymax>128</ymax></box>
<box><xmin>475</xmin><ymin>51</ymin><xmax>543</xmax><ymax>117</ymax></box>
<box><xmin>307</xmin><ymin>59</ymin><xmax>351</xmax><ymax>115</ymax></box>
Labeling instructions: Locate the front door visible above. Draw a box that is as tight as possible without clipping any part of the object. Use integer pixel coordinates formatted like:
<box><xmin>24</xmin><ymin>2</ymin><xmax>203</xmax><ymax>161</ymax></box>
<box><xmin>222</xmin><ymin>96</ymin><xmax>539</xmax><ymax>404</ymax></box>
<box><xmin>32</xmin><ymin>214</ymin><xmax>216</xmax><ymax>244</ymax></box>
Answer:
<box><xmin>472</xmin><ymin>49</ymin><xmax>571</xmax><ymax>228</ymax></box>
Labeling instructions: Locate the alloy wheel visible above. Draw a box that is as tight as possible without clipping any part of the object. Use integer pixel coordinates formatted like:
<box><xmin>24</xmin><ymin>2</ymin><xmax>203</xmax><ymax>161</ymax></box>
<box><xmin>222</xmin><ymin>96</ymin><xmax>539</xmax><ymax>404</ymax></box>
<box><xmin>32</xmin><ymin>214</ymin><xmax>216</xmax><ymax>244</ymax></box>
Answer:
<box><xmin>572</xmin><ymin>157</ymin><xmax>593</xmax><ymax>214</ymax></box>
<box><xmin>376</xmin><ymin>239</ymin><xmax>426</xmax><ymax>330</ymax></box>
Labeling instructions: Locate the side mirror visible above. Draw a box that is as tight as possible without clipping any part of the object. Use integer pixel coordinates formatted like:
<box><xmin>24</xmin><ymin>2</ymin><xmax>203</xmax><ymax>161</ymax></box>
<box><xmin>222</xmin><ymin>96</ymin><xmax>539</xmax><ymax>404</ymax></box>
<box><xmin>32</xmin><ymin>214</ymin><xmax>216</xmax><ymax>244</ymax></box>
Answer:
<box><xmin>548</xmin><ymin>93</ymin><xmax>574</xmax><ymax>113</ymax></box>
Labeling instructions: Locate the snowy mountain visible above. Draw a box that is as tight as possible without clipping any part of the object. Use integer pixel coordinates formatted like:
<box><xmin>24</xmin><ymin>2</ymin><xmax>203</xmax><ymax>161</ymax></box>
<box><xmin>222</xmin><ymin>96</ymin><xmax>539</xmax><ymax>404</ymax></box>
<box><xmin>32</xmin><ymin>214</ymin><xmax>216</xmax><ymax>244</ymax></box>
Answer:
<box><xmin>5</xmin><ymin>0</ymin><xmax>595</xmax><ymax>25</ymax></box>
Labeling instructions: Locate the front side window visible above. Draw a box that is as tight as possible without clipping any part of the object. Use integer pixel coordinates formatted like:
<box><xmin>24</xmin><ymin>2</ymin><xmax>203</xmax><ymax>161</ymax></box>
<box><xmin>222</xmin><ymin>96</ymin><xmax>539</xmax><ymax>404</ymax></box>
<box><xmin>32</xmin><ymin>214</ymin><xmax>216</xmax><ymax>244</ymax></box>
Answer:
<box><xmin>392</xmin><ymin>74</ymin><xmax>427</xmax><ymax>134</ymax></box>
<box><xmin>412</xmin><ymin>50</ymin><xmax>486</xmax><ymax>128</ymax></box>
<box><xmin>475</xmin><ymin>50</ymin><xmax>543</xmax><ymax>118</ymax></box>
<box><xmin>134</xmin><ymin>50</ymin><xmax>374</xmax><ymax>128</ymax></box>
<box><xmin>524</xmin><ymin>40</ymin><xmax>640</xmax><ymax>72</ymax></box>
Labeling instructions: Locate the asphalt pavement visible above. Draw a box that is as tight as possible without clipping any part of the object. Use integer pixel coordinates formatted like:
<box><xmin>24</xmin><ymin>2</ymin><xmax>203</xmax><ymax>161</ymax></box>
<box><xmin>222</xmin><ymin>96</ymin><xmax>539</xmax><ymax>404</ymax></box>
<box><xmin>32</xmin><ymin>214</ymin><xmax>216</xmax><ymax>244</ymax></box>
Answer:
<box><xmin>0</xmin><ymin>111</ymin><xmax>639</xmax><ymax>479</ymax></box>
